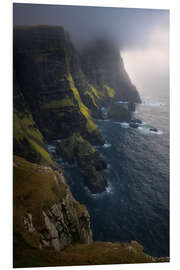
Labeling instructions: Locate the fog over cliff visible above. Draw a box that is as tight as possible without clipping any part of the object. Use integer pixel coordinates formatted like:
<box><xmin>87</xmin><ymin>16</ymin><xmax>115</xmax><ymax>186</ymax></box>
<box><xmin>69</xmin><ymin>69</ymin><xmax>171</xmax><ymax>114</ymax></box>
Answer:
<box><xmin>13</xmin><ymin>3</ymin><xmax>169</xmax><ymax>96</ymax></box>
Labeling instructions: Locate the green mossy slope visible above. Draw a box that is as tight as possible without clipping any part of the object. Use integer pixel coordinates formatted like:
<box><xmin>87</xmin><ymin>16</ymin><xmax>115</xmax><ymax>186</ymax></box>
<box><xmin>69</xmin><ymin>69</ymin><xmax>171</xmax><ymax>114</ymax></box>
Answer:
<box><xmin>13</xmin><ymin>80</ymin><xmax>54</xmax><ymax>166</ymax></box>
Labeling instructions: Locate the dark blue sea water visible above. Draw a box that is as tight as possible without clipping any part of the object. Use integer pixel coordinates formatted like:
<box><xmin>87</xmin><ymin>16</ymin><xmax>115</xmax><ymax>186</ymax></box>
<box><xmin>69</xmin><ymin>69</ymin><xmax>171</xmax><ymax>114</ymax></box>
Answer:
<box><xmin>48</xmin><ymin>92</ymin><xmax>169</xmax><ymax>258</ymax></box>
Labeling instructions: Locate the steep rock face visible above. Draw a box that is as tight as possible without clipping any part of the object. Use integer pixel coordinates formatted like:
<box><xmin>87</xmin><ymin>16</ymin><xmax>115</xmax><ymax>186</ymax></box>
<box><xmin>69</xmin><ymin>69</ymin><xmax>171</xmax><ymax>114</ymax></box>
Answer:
<box><xmin>13</xmin><ymin>156</ymin><xmax>92</xmax><ymax>253</ymax></box>
<box><xmin>13</xmin><ymin>71</ymin><xmax>54</xmax><ymax>166</ymax></box>
<box><xmin>13</xmin><ymin>26</ymin><xmax>104</xmax><ymax>145</ymax></box>
<box><xmin>81</xmin><ymin>37</ymin><xmax>141</xmax><ymax>104</ymax></box>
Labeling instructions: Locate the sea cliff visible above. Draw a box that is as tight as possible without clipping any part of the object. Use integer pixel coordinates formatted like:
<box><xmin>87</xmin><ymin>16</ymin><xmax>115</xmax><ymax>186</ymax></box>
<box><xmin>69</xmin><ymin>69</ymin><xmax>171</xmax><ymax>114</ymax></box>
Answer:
<box><xmin>13</xmin><ymin>25</ymin><xmax>168</xmax><ymax>267</ymax></box>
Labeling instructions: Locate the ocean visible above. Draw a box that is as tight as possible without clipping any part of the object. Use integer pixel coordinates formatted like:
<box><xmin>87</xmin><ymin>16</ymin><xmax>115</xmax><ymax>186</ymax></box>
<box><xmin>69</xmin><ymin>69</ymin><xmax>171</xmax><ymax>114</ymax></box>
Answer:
<box><xmin>48</xmin><ymin>91</ymin><xmax>169</xmax><ymax>258</ymax></box>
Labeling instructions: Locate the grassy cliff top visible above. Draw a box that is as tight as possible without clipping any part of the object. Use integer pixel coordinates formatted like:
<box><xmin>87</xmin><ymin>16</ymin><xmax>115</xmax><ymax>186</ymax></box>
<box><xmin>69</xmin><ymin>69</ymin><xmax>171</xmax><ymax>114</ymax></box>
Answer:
<box><xmin>13</xmin><ymin>109</ymin><xmax>54</xmax><ymax>166</ymax></box>
<box><xmin>14</xmin><ymin>238</ymin><xmax>169</xmax><ymax>268</ymax></box>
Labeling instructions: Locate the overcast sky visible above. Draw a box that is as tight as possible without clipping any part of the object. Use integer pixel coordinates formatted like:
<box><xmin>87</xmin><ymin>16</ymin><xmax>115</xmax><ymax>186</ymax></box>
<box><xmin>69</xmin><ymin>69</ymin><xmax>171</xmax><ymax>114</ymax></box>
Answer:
<box><xmin>13</xmin><ymin>3</ymin><xmax>169</xmax><ymax>97</ymax></box>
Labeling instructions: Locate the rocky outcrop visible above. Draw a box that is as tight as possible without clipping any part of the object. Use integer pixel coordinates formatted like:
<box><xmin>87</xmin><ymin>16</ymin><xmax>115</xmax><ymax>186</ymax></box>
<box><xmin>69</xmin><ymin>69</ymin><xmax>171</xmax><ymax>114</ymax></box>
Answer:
<box><xmin>129</xmin><ymin>122</ymin><xmax>139</xmax><ymax>128</ymax></box>
<box><xmin>56</xmin><ymin>134</ymin><xmax>107</xmax><ymax>193</ymax></box>
<box><xmin>150</xmin><ymin>127</ymin><xmax>158</xmax><ymax>132</ymax></box>
<box><xmin>84</xmin><ymin>166</ymin><xmax>107</xmax><ymax>193</ymax></box>
<box><xmin>13</xmin><ymin>156</ymin><xmax>92</xmax><ymax>253</ymax></box>
<box><xmin>131</xmin><ymin>118</ymin><xmax>142</xmax><ymax>124</ymax></box>
<box><xmin>108</xmin><ymin>102</ymin><xmax>132</xmax><ymax>122</ymax></box>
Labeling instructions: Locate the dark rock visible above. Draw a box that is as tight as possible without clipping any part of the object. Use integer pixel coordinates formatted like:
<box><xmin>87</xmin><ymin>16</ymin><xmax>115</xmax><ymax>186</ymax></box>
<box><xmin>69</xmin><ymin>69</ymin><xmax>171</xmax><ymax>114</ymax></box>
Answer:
<box><xmin>131</xmin><ymin>118</ymin><xmax>142</xmax><ymax>124</ymax></box>
<box><xmin>78</xmin><ymin>151</ymin><xmax>107</xmax><ymax>171</ymax></box>
<box><xmin>84</xmin><ymin>166</ymin><xmax>107</xmax><ymax>194</ymax></box>
<box><xmin>129</xmin><ymin>122</ymin><xmax>139</xmax><ymax>128</ymax></box>
<box><xmin>150</xmin><ymin>127</ymin><xmax>158</xmax><ymax>132</ymax></box>
<box><xmin>81</xmin><ymin>37</ymin><xmax>141</xmax><ymax>104</ymax></box>
<box><xmin>128</xmin><ymin>102</ymin><xmax>136</xmax><ymax>112</ymax></box>
<box><xmin>56</xmin><ymin>134</ymin><xmax>107</xmax><ymax>170</ymax></box>
<box><xmin>56</xmin><ymin>134</ymin><xmax>107</xmax><ymax>193</ymax></box>
<box><xmin>108</xmin><ymin>103</ymin><xmax>131</xmax><ymax>122</ymax></box>
<box><xmin>83</xmin><ymin>129</ymin><xmax>106</xmax><ymax>146</ymax></box>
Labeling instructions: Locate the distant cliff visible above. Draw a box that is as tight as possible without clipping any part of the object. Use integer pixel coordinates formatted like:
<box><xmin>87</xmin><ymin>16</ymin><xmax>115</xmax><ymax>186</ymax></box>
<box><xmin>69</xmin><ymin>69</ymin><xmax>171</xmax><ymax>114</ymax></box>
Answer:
<box><xmin>81</xmin><ymin>37</ymin><xmax>141</xmax><ymax>104</ymax></box>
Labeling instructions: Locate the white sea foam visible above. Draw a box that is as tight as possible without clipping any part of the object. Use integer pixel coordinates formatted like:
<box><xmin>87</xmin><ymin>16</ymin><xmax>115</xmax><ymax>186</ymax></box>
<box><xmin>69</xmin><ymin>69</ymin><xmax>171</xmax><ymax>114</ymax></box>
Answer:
<box><xmin>105</xmin><ymin>184</ymin><xmax>113</xmax><ymax>194</ymax></box>
<box><xmin>47</xmin><ymin>145</ymin><xmax>56</xmax><ymax>153</ymax></box>
<box><xmin>116</xmin><ymin>101</ymin><xmax>128</xmax><ymax>105</ymax></box>
<box><xmin>133</xmin><ymin>110</ymin><xmax>140</xmax><ymax>114</ymax></box>
<box><xmin>138</xmin><ymin>126</ymin><xmax>163</xmax><ymax>135</ymax></box>
<box><xmin>107</xmin><ymin>163</ymin><xmax>111</xmax><ymax>169</ymax></box>
<box><xmin>142</xmin><ymin>101</ymin><xmax>166</xmax><ymax>107</ymax></box>
<box><xmin>96</xmin><ymin>119</ymin><xmax>110</xmax><ymax>122</ymax></box>
<box><xmin>114</xmin><ymin>121</ymin><xmax>130</xmax><ymax>128</ymax></box>
<box><xmin>103</xmin><ymin>119</ymin><xmax>110</xmax><ymax>122</ymax></box>
<box><xmin>103</xmin><ymin>143</ymin><xmax>112</xmax><ymax>148</ymax></box>
<box><xmin>85</xmin><ymin>181</ymin><xmax>113</xmax><ymax>199</ymax></box>
<box><xmin>120</xmin><ymin>122</ymin><xmax>130</xmax><ymax>128</ymax></box>
<box><xmin>150</xmin><ymin>130</ymin><xmax>163</xmax><ymax>135</ymax></box>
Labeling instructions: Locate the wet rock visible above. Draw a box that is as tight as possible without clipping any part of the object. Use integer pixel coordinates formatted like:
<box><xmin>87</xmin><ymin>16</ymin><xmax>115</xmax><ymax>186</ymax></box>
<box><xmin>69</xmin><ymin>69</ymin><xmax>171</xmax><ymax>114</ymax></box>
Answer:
<box><xmin>131</xmin><ymin>118</ymin><xmax>142</xmax><ymax>124</ymax></box>
<box><xmin>84</xmin><ymin>166</ymin><xmax>107</xmax><ymax>194</ymax></box>
<box><xmin>150</xmin><ymin>127</ymin><xmax>158</xmax><ymax>132</ymax></box>
<box><xmin>129</xmin><ymin>122</ymin><xmax>139</xmax><ymax>128</ymax></box>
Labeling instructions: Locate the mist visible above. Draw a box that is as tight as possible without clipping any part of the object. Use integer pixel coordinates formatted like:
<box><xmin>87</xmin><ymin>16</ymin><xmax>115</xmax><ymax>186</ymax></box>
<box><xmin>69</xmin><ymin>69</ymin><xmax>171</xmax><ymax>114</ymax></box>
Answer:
<box><xmin>13</xmin><ymin>3</ymin><xmax>169</xmax><ymax>97</ymax></box>
<box><xmin>122</xmin><ymin>24</ymin><xmax>169</xmax><ymax>97</ymax></box>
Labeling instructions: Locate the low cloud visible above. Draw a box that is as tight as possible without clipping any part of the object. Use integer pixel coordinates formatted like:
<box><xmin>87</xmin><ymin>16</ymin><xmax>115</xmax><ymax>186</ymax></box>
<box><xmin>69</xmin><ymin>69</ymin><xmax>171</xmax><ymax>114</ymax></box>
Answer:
<box><xmin>121</xmin><ymin>26</ymin><xmax>169</xmax><ymax>96</ymax></box>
